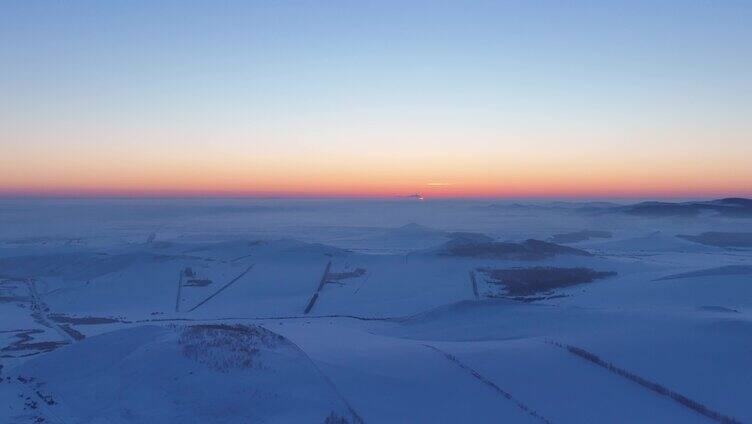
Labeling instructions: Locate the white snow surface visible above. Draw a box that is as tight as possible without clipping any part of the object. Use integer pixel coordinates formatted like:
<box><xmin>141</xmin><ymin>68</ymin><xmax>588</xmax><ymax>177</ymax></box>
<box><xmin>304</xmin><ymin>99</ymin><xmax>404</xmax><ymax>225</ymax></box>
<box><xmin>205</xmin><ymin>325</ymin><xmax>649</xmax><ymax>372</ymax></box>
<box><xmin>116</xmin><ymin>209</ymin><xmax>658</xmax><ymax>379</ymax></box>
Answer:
<box><xmin>1</xmin><ymin>198</ymin><xmax>751</xmax><ymax>423</ymax></box>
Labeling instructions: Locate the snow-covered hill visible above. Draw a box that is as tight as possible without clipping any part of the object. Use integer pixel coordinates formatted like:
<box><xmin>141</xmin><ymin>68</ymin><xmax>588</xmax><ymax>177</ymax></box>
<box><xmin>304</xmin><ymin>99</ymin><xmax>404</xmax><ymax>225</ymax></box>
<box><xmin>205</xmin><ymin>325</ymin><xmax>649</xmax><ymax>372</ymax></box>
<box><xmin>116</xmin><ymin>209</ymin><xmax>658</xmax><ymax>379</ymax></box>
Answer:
<box><xmin>1</xmin><ymin>198</ymin><xmax>751</xmax><ymax>423</ymax></box>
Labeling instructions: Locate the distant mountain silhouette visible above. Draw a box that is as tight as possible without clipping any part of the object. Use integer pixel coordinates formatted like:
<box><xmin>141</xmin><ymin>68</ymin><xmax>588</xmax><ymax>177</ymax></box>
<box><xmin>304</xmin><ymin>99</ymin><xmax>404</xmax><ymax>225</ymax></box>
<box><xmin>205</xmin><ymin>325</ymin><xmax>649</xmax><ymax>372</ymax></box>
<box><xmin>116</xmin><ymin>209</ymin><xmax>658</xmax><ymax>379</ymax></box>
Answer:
<box><xmin>677</xmin><ymin>232</ymin><xmax>752</xmax><ymax>247</ymax></box>
<box><xmin>486</xmin><ymin>201</ymin><xmax>619</xmax><ymax>212</ymax></box>
<box><xmin>485</xmin><ymin>198</ymin><xmax>752</xmax><ymax>218</ymax></box>
<box><xmin>588</xmin><ymin>198</ymin><xmax>752</xmax><ymax>218</ymax></box>
<box><xmin>390</xmin><ymin>223</ymin><xmax>443</xmax><ymax>236</ymax></box>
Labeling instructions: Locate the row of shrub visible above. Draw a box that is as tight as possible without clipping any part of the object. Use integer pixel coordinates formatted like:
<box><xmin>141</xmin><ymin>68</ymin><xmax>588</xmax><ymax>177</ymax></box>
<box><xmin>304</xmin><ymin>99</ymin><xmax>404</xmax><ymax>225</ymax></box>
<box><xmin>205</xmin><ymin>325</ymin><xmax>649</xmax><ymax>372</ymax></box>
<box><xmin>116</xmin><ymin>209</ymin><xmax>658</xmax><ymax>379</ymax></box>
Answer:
<box><xmin>550</xmin><ymin>341</ymin><xmax>740</xmax><ymax>424</ymax></box>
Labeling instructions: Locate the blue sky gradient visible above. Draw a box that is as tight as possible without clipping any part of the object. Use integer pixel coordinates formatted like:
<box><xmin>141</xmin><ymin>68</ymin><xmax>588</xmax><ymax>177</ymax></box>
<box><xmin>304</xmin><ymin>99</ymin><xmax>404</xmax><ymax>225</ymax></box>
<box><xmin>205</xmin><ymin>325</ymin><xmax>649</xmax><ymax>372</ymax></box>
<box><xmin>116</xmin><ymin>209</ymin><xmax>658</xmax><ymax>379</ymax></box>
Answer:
<box><xmin>2</xmin><ymin>1</ymin><xmax>751</xmax><ymax>197</ymax></box>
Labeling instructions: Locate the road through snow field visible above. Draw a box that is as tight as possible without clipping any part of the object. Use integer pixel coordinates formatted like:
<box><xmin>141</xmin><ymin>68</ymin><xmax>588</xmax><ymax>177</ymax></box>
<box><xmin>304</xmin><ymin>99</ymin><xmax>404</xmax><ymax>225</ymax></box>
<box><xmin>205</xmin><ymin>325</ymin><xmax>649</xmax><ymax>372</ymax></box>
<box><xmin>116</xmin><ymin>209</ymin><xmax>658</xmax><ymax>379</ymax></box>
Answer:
<box><xmin>27</xmin><ymin>279</ymin><xmax>76</xmax><ymax>344</ymax></box>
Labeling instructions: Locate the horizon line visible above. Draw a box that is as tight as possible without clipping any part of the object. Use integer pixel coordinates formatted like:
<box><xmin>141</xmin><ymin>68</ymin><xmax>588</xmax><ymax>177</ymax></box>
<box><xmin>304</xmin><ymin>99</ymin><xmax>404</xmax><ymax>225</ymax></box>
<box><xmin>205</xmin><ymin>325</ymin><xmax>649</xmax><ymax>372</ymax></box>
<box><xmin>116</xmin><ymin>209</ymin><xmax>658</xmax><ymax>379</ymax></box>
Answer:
<box><xmin>0</xmin><ymin>192</ymin><xmax>748</xmax><ymax>202</ymax></box>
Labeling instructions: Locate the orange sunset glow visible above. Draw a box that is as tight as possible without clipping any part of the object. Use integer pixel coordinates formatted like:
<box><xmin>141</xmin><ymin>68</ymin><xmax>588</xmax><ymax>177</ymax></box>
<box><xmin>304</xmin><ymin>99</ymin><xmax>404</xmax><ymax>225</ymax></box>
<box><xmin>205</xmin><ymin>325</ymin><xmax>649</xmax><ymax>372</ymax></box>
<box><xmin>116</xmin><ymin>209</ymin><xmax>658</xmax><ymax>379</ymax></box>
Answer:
<box><xmin>2</xmin><ymin>1</ymin><xmax>750</xmax><ymax>199</ymax></box>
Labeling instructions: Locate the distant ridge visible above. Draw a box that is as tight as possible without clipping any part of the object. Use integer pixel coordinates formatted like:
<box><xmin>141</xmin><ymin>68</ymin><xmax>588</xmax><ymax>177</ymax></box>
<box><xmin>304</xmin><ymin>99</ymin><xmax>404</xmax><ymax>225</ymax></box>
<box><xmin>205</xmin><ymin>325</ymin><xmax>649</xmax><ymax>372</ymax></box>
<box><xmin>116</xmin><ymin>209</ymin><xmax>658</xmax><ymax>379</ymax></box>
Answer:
<box><xmin>487</xmin><ymin>198</ymin><xmax>752</xmax><ymax>218</ymax></box>
<box><xmin>677</xmin><ymin>232</ymin><xmax>752</xmax><ymax>247</ymax></box>
<box><xmin>607</xmin><ymin>198</ymin><xmax>752</xmax><ymax>218</ymax></box>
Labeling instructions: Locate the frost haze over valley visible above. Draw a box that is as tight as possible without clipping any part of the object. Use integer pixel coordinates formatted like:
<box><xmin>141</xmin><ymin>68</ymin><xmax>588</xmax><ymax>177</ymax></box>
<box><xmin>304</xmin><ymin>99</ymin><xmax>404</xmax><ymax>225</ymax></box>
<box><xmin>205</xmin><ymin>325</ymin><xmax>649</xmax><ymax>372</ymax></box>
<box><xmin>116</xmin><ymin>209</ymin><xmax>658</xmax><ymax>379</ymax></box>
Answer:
<box><xmin>1</xmin><ymin>197</ymin><xmax>751</xmax><ymax>423</ymax></box>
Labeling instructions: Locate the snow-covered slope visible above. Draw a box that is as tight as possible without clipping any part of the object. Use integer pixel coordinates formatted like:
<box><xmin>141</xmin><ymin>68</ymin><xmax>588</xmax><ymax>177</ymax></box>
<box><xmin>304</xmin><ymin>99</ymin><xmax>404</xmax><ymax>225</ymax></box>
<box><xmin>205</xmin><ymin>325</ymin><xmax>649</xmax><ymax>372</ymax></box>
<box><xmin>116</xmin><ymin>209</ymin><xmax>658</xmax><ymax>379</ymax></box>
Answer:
<box><xmin>2</xmin><ymin>324</ymin><xmax>356</xmax><ymax>424</ymax></box>
<box><xmin>1</xmin><ymin>198</ymin><xmax>751</xmax><ymax>423</ymax></box>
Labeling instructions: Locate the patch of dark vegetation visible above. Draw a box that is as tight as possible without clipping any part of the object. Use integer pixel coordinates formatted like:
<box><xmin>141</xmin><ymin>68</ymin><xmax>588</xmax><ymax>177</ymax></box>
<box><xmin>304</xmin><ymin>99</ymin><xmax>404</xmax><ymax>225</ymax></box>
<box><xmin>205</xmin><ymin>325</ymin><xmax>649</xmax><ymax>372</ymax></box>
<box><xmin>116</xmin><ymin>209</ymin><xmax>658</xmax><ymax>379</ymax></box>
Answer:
<box><xmin>35</xmin><ymin>390</ymin><xmax>56</xmax><ymax>406</ymax></box>
<box><xmin>184</xmin><ymin>278</ymin><xmax>213</xmax><ymax>287</ymax></box>
<box><xmin>698</xmin><ymin>305</ymin><xmax>739</xmax><ymax>313</ymax></box>
<box><xmin>481</xmin><ymin>267</ymin><xmax>616</xmax><ymax>296</ymax></box>
<box><xmin>24</xmin><ymin>396</ymin><xmax>38</xmax><ymax>410</ymax></box>
<box><xmin>0</xmin><ymin>295</ymin><xmax>29</xmax><ymax>302</ymax></box>
<box><xmin>59</xmin><ymin>324</ymin><xmax>85</xmax><ymax>341</ymax></box>
<box><xmin>0</xmin><ymin>278</ymin><xmax>28</xmax><ymax>303</ymax></box>
<box><xmin>304</xmin><ymin>261</ymin><xmax>331</xmax><ymax>314</ymax></box>
<box><xmin>179</xmin><ymin>324</ymin><xmax>287</xmax><ymax>372</ymax></box>
<box><xmin>16</xmin><ymin>375</ymin><xmax>36</xmax><ymax>384</ymax></box>
<box><xmin>328</xmin><ymin>268</ymin><xmax>366</xmax><ymax>281</ymax></box>
<box><xmin>0</xmin><ymin>277</ymin><xmax>30</xmax><ymax>283</ymax></box>
<box><xmin>180</xmin><ymin>267</ymin><xmax>214</xmax><ymax>286</ymax></box>
<box><xmin>503</xmin><ymin>294</ymin><xmax>570</xmax><ymax>303</ymax></box>
<box><xmin>549</xmin><ymin>341</ymin><xmax>741</xmax><ymax>424</ymax></box>
<box><xmin>440</xmin><ymin>239</ymin><xmax>591</xmax><ymax>260</ymax></box>
<box><xmin>0</xmin><ymin>329</ymin><xmax>67</xmax><ymax>357</ymax></box>
<box><xmin>677</xmin><ymin>232</ymin><xmax>752</xmax><ymax>248</ymax></box>
<box><xmin>323</xmin><ymin>412</ymin><xmax>350</xmax><ymax>424</ymax></box>
<box><xmin>654</xmin><ymin>265</ymin><xmax>752</xmax><ymax>281</ymax></box>
<box><xmin>0</xmin><ymin>279</ymin><xmax>26</xmax><ymax>302</ymax></box>
<box><xmin>48</xmin><ymin>314</ymin><xmax>125</xmax><ymax>325</ymax></box>
<box><xmin>4</xmin><ymin>340</ymin><xmax>68</xmax><ymax>354</ymax></box>
<box><xmin>549</xmin><ymin>230</ymin><xmax>612</xmax><ymax>244</ymax></box>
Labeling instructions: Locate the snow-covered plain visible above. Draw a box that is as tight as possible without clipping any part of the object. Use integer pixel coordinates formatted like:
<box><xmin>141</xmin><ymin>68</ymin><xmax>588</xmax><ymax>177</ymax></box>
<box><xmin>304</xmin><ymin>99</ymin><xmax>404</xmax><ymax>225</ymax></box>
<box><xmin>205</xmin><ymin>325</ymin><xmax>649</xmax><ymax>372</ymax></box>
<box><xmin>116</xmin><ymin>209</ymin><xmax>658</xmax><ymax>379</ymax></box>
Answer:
<box><xmin>1</xmin><ymin>198</ymin><xmax>751</xmax><ymax>423</ymax></box>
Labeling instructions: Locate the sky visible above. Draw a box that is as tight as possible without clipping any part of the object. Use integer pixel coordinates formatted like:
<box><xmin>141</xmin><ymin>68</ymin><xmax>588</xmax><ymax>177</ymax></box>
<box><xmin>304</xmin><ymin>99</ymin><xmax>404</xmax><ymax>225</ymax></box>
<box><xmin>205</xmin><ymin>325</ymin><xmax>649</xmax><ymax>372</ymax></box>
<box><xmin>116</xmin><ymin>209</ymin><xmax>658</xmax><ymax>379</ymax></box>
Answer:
<box><xmin>1</xmin><ymin>0</ymin><xmax>751</xmax><ymax>198</ymax></box>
